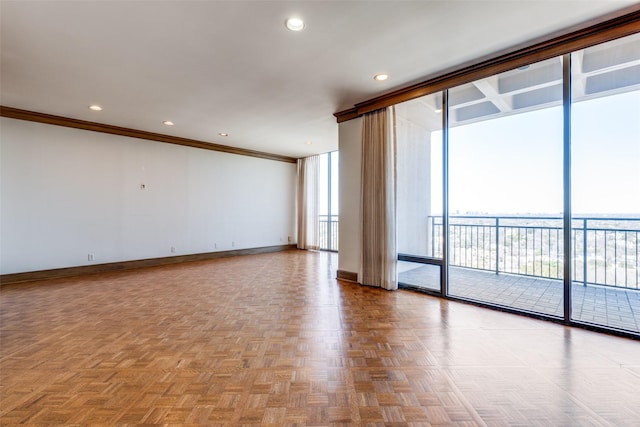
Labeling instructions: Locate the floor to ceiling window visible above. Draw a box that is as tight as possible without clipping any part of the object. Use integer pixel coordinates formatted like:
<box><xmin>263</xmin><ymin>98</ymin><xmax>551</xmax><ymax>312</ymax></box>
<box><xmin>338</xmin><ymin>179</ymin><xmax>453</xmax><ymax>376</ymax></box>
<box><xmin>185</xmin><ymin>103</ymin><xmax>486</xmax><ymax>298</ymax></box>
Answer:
<box><xmin>570</xmin><ymin>33</ymin><xmax>640</xmax><ymax>332</ymax></box>
<box><xmin>396</xmin><ymin>94</ymin><xmax>443</xmax><ymax>292</ymax></box>
<box><xmin>394</xmin><ymin>30</ymin><xmax>639</xmax><ymax>335</ymax></box>
<box><xmin>319</xmin><ymin>151</ymin><xmax>339</xmax><ymax>251</ymax></box>
<box><xmin>447</xmin><ymin>57</ymin><xmax>565</xmax><ymax>317</ymax></box>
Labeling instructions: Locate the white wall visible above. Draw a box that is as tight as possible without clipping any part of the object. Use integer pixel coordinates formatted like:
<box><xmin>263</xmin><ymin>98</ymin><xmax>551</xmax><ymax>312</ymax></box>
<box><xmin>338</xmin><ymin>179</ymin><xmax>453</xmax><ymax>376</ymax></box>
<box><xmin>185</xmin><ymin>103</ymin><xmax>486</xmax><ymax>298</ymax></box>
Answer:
<box><xmin>0</xmin><ymin>117</ymin><xmax>297</xmax><ymax>274</ymax></box>
<box><xmin>337</xmin><ymin>117</ymin><xmax>362</xmax><ymax>277</ymax></box>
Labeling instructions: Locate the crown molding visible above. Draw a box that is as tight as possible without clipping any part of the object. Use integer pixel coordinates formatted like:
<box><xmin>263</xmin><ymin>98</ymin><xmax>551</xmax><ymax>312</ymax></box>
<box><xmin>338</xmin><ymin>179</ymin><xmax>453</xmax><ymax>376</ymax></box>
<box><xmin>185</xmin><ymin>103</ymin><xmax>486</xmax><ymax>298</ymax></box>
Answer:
<box><xmin>0</xmin><ymin>106</ymin><xmax>298</xmax><ymax>163</ymax></box>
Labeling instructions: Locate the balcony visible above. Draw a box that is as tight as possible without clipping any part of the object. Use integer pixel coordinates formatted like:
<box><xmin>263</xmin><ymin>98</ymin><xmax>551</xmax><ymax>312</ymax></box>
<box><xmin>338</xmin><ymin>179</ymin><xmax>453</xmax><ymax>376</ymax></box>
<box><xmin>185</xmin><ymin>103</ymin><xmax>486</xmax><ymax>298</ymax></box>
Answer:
<box><xmin>319</xmin><ymin>215</ymin><xmax>339</xmax><ymax>251</ymax></box>
<box><xmin>399</xmin><ymin>215</ymin><xmax>640</xmax><ymax>333</ymax></box>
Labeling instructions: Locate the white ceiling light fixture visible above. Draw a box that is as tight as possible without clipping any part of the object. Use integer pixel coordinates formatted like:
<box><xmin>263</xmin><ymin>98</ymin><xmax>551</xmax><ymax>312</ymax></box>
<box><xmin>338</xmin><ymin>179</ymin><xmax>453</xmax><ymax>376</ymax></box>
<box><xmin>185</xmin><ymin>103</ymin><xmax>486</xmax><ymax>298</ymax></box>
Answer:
<box><xmin>373</xmin><ymin>73</ymin><xmax>389</xmax><ymax>81</ymax></box>
<box><xmin>88</xmin><ymin>105</ymin><xmax>102</xmax><ymax>111</ymax></box>
<box><xmin>285</xmin><ymin>17</ymin><xmax>305</xmax><ymax>31</ymax></box>
<box><xmin>305</xmin><ymin>141</ymin><xmax>313</xmax><ymax>145</ymax></box>
<box><xmin>218</xmin><ymin>132</ymin><xmax>228</xmax><ymax>137</ymax></box>
<box><xmin>163</xmin><ymin>120</ymin><xmax>175</xmax><ymax>126</ymax></box>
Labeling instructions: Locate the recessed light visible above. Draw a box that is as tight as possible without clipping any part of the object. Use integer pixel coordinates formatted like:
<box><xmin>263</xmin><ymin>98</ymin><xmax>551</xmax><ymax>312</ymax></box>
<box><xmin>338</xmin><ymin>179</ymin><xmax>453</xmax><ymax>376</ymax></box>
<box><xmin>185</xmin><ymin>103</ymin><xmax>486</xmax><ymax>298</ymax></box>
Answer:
<box><xmin>88</xmin><ymin>105</ymin><xmax>102</xmax><ymax>111</ymax></box>
<box><xmin>373</xmin><ymin>74</ymin><xmax>389</xmax><ymax>82</ymax></box>
<box><xmin>163</xmin><ymin>120</ymin><xmax>174</xmax><ymax>126</ymax></box>
<box><xmin>285</xmin><ymin>17</ymin><xmax>305</xmax><ymax>31</ymax></box>
<box><xmin>434</xmin><ymin>108</ymin><xmax>442</xmax><ymax>113</ymax></box>
<box><xmin>305</xmin><ymin>141</ymin><xmax>313</xmax><ymax>145</ymax></box>
<box><xmin>218</xmin><ymin>132</ymin><xmax>228</xmax><ymax>137</ymax></box>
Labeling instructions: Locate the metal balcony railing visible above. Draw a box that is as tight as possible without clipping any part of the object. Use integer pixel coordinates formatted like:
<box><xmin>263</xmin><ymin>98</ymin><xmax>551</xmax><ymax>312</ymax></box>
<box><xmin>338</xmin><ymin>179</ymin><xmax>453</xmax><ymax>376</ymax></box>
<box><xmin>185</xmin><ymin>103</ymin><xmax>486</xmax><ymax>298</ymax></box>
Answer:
<box><xmin>319</xmin><ymin>215</ymin><xmax>339</xmax><ymax>251</ymax></box>
<box><xmin>429</xmin><ymin>215</ymin><xmax>640</xmax><ymax>289</ymax></box>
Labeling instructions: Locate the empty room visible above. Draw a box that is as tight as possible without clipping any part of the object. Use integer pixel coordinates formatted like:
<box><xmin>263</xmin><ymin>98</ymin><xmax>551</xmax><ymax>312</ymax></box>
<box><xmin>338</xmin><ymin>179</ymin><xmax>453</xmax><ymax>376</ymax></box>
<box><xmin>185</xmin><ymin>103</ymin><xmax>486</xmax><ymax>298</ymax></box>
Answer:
<box><xmin>2</xmin><ymin>1</ymin><xmax>640</xmax><ymax>425</ymax></box>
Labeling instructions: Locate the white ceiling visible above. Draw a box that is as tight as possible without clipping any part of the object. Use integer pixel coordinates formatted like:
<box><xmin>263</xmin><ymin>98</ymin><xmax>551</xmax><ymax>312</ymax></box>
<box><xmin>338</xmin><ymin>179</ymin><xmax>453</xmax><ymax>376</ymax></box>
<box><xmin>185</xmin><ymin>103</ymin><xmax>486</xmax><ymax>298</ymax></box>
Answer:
<box><xmin>1</xmin><ymin>1</ymin><xmax>637</xmax><ymax>158</ymax></box>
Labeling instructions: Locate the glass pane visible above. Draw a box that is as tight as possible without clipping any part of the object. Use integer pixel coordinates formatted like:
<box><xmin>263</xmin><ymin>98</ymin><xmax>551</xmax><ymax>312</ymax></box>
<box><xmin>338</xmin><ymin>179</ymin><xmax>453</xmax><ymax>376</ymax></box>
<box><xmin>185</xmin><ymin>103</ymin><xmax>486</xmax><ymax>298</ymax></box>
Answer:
<box><xmin>447</xmin><ymin>57</ymin><xmax>564</xmax><ymax>317</ymax></box>
<box><xmin>571</xmin><ymin>33</ymin><xmax>640</xmax><ymax>333</ymax></box>
<box><xmin>396</xmin><ymin>93</ymin><xmax>443</xmax><ymax>259</ymax></box>
<box><xmin>331</xmin><ymin>151</ymin><xmax>339</xmax><ymax>216</ymax></box>
<box><xmin>318</xmin><ymin>151</ymin><xmax>338</xmax><ymax>251</ymax></box>
<box><xmin>319</xmin><ymin>153</ymin><xmax>329</xmax><ymax>217</ymax></box>
<box><xmin>318</xmin><ymin>153</ymin><xmax>330</xmax><ymax>250</ymax></box>
<box><xmin>329</xmin><ymin>151</ymin><xmax>339</xmax><ymax>251</ymax></box>
<box><xmin>398</xmin><ymin>261</ymin><xmax>440</xmax><ymax>292</ymax></box>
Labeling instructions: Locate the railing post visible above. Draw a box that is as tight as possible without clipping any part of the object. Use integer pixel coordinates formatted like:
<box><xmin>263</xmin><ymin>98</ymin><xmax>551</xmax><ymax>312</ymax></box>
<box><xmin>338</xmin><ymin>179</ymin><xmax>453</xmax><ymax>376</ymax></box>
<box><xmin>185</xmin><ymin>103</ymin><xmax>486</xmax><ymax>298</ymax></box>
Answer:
<box><xmin>583</xmin><ymin>218</ymin><xmax>587</xmax><ymax>286</ymax></box>
<box><xmin>431</xmin><ymin>216</ymin><xmax>435</xmax><ymax>257</ymax></box>
<box><xmin>327</xmin><ymin>153</ymin><xmax>332</xmax><ymax>251</ymax></box>
<box><xmin>495</xmin><ymin>217</ymin><xmax>500</xmax><ymax>275</ymax></box>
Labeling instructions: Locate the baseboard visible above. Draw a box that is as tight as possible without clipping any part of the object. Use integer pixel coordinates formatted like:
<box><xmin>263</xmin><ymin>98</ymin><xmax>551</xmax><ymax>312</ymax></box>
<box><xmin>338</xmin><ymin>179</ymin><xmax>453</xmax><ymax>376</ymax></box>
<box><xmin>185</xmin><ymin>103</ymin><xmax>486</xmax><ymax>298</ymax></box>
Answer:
<box><xmin>0</xmin><ymin>244</ymin><xmax>298</xmax><ymax>285</ymax></box>
<box><xmin>337</xmin><ymin>269</ymin><xmax>358</xmax><ymax>283</ymax></box>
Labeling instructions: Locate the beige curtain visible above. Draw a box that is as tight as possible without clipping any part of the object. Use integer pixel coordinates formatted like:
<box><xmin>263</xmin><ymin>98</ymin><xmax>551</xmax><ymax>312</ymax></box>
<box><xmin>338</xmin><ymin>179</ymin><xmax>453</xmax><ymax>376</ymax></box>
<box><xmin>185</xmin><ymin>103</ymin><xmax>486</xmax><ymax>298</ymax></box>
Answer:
<box><xmin>360</xmin><ymin>107</ymin><xmax>397</xmax><ymax>290</ymax></box>
<box><xmin>297</xmin><ymin>155</ymin><xmax>320</xmax><ymax>250</ymax></box>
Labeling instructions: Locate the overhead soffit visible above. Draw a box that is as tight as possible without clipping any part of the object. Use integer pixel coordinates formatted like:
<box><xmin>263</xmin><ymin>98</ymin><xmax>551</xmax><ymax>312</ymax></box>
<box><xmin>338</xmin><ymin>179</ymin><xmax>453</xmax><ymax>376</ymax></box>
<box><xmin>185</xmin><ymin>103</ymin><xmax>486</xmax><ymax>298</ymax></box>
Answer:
<box><xmin>377</xmin><ymin>17</ymin><xmax>640</xmax><ymax>131</ymax></box>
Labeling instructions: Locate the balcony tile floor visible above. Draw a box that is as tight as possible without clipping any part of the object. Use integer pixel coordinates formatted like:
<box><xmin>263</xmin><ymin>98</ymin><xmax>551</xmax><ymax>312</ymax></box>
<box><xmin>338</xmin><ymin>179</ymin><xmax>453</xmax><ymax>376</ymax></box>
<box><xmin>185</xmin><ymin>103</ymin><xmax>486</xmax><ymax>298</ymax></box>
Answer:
<box><xmin>399</xmin><ymin>265</ymin><xmax>640</xmax><ymax>334</ymax></box>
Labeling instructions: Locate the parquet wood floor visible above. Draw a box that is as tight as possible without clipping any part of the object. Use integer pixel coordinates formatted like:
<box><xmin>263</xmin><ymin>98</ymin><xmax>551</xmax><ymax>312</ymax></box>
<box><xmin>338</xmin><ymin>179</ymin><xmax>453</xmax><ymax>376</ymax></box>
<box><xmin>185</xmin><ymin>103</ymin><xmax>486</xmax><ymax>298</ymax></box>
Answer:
<box><xmin>1</xmin><ymin>250</ymin><xmax>639</xmax><ymax>426</ymax></box>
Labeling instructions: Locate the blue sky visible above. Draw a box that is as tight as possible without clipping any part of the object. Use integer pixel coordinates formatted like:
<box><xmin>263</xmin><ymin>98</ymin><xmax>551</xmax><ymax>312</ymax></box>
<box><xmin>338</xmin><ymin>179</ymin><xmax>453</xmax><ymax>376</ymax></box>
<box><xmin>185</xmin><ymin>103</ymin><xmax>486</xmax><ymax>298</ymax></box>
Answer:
<box><xmin>433</xmin><ymin>89</ymin><xmax>639</xmax><ymax>216</ymax></box>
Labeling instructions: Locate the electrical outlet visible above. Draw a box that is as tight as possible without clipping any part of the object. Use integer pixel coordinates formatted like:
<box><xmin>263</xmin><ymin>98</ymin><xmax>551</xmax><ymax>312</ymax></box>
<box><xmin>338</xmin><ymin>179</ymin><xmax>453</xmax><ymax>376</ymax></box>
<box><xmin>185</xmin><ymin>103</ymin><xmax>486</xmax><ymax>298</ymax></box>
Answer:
<box><xmin>170</xmin><ymin>246</ymin><xmax>176</xmax><ymax>253</ymax></box>
<box><xmin>214</xmin><ymin>243</ymin><xmax>217</xmax><ymax>249</ymax></box>
<box><xmin>88</xmin><ymin>253</ymin><xmax>94</xmax><ymax>261</ymax></box>
<box><xmin>288</xmin><ymin>236</ymin><xmax>292</xmax><ymax>243</ymax></box>
<box><xmin>232</xmin><ymin>241</ymin><xmax>235</xmax><ymax>247</ymax></box>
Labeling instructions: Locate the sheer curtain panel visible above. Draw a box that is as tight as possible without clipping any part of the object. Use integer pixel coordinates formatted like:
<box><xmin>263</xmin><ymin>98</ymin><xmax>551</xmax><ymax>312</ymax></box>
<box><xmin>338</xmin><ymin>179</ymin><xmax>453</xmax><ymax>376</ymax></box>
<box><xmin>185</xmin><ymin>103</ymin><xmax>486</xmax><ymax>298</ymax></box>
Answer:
<box><xmin>297</xmin><ymin>155</ymin><xmax>320</xmax><ymax>250</ymax></box>
<box><xmin>360</xmin><ymin>107</ymin><xmax>398</xmax><ymax>290</ymax></box>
